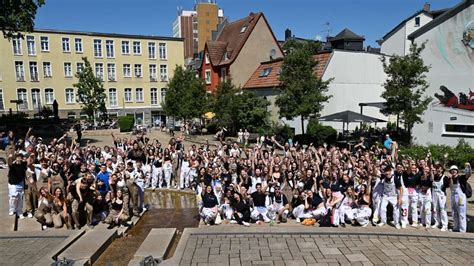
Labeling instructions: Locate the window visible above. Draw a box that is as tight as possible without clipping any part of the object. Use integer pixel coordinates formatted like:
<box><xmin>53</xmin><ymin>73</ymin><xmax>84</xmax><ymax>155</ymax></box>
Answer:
<box><xmin>15</xmin><ymin>61</ymin><xmax>25</xmax><ymax>81</ymax></box>
<box><xmin>150</xmin><ymin>88</ymin><xmax>158</xmax><ymax>105</ymax></box>
<box><xmin>160</xmin><ymin>65</ymin><xmax>168</xmax><ymax>81</ymax></box>
<box><xmin>159</xmin><ymin>43</ymin><xmax>167</xmax><ymax>59</ymax></box>
<box><xmin>106</xmin><ymin>40</ymin><xmax>114</xmax><ymax>58</ymax></box>
<box><xmin>0</xmin><ymin>89</ymin><xmax>4</xmax><ymax>110</ymax></box>
<box><xmin>108</xmin><ymin>88</ymin><xmax>117</xmax><ymax>107</ymax></box>
<box><xmin>121</xmin><ymin>40</ymin><xmax>129</xmax><ymax>54</ymax></box>
<box><xmin>62</xmin><ymin>37</ymin><xmax>70</xmax><ymax>52</ymax></box>
<box><xmin>31</xmin><ymin>88</ymin><xmax>41</xmax><ymax>109</ymax></box>
<box><xmin>17</xmin><ymin>89</ymin><xmax>28</xmax><ymax>109</ymax></box>
<box><xmin>149</xmin><ymin>64</ymin><xmax>157</xmax><ymax>81</ymax></box>
<box><xmin>415</xmin><ymin>16</ymin><xmax>421</xmax><ymax>27</ymax></box>
<box><xmin>64</xmin><ymin>62</ymin><xmax>72</xmax><ymax>77</ymax></box>
<box><xmin>205</xmin><ymin>54</ymin><xmax>210</xmax><ymax>64</ymax></box>
<box><xmin>95</xmin><ymin>63</ymin><xmax>104</xmax><ymax>79</ymax></box>
<box><xmin>12</xmin><ymin>37</ymin><xmax>22</xmax><ymax>55</ymax></box>
<box><xmin>240</xmin><ymin>25</ymin><xmax>247</xmax><ymax>33</ymax></box>
<box><xmin>123</xmin><ymin>64</ymin><xmax>131</xmax><ymax>77</ymax></box>
<box><xmin>29</xmin><ymin>62</ymin><xmax>39</xmax><ymax>81</ymax></box>
<box><xmin>44</xmin><ymin>88</ymin><xmax>54</xmax><ymax>104</ymax></box>
<box><xmin>148</xmin><ymin>42</ymin><xmax>156</xmax><ymax>59</ymax></box>
<box><xmin>134</xmin><ymin>64</ymin><xmax>142</xmax><ymax>77</ymax></box>
<box><xmin>443</xmin><ymin>124</ymin><xmax>474</xmax><ymax>137</ymax></box>
<box><xmin>205</xmin><ymin>69</ymin><xmax>211</xmax><ymax>84</ymax></box>
<box><xmin>133</xmin><ymin>41</ymin><xmax>141</xmax><ymax>54</ymax></box>
<box><xmin>135</xmin><ymin>88</ymin><xmax>143</xmax><ymax>102</ymax></box>
<box><xmin>76</xmin><ymin>62</ymin><xmax>84</xmax><ymax>73</ymax></box>
<box><xmin>124</xmin><ymin>88</ymin><xmax>132</xmax><ymax>102</ymax></box>
<box><xmin>94</xmin><ymin>39</ymin><xmax>102</xmax><ymax>57</ymax></box>
<box><xmin>26</xmin><ymin>36</ymin><xmax>36</xmax><ymax>55</ymax></box>
<box><xmin>160</xmin><ymin>88</ymin><xmax>166</xmax><ymax>104</ymax></box>
<box><xmin>107</xmin><ymin>63</ymin><xmax>116</xmax><ymax>81</ymax></box>
<box><xmin>221</xmin><ymin>68</ymin><xmax>227</xmax><ymax>82</ymax></box>
<box><xmin>259</xmin><ymin>67</ymin><xmax>272</xmax><ymax>77</ymax></box>
<box><xmin>40</xmin><ymin>36</ymin><xmax>49</xmax><ymax>51</ymax></box>
<box><xmin>65</xmin><ymin>88</ymin><xmax>75</xmax><ymax>104</ymax></box>
<box><xmin>75</xmin><ymin>38</ymin><xmax>83</xmax><ymax>52</ymax></box>
<box><xmin>43</xmin><ymin>62</ymin><xmax>52</xmax><ymax>78</ymax></box>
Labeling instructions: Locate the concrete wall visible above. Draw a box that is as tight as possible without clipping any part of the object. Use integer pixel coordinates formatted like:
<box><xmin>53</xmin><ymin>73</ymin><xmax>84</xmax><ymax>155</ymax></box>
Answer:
<box><xmin>411</xmin><ymin>5</ymin><xmax>474</xmax><ymax>146</ymax></box>
<box><xmin>231</xmin><ymin>17</ymin><xmax>283</xmax><ymax>87</ymax></box>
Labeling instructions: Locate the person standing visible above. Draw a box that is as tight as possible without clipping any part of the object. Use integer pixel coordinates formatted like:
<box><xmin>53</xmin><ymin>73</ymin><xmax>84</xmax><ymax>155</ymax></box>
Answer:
<box><xmin>378</xmin><ymin>165</ymin><xmax>402</xmax><ymax>229</ymax></box>
<box><xmin>448</xmin><ymin>164</ymin><xmax>471</xmax><ymax>233</ymax></box>
<box><xmin>8</xmin><ymin>153</ymin><xmax>27</xmax><ymax>217</ymax></box>
<box><xmin>394</xmin><ymin>163</ymin><xmax>409</xmax><ymax>228</ymax></box>
<box><xmin>419</xmin><ymin>166</ymin><xmax>433</xmax><ymax>228</ymax></box>
<box><xmin>431</xmin><ymin>164</ymin><xmax>449</xmax><ymax>231</ymax></box>
<box><xmin>404</xmin><ymin>164</ymin><xmax>421</xmax><ymax>227</ymax></box>
<box><xmin>244</xmin><ymin>129</ymin><xmax>250</xmax><ymax>146</ymax></box>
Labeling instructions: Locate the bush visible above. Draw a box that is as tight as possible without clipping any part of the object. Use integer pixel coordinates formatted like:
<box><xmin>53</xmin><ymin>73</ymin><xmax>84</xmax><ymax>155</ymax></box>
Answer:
<box><xmin>118</xmin><ymin>116</ymin><xmax>134</xmax><ymax>132</ymax></box>
<box><xmin>399</xmin><ymin>139</ymin><xmax>474</xmax><ymax>167</ymax></box>
<box><xmin>306</xmin><ymin>119</ymin><xmax>337</xmax><ymax>145</ymax></box>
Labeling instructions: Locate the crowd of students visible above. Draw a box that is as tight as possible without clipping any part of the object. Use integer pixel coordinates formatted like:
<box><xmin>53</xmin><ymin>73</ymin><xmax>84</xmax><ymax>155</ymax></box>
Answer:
<box><xmin>2</xmin><ymin>128</ymin><xmax>471</xmax><ymax>233</ymax></box>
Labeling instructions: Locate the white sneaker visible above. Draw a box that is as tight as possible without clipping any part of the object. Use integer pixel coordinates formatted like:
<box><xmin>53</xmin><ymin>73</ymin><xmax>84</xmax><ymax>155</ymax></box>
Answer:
<box><xmin>377</xmin><ymin>223</ymin><xmax>385</xmax><ymax>227</ymax></box>
<box><xmin>361</xmin><ymin>222</ymin><xmax>369</xmax><ymax>228</ymax></box>
<box><xmin>425</xmin><ymin>225</ymin><xmax>430</xmax><ymax>229</ymax></box>
<box><xmin>441</xmin><ymin>227</ymin><xmax>448</xmax><ymax>232</ymax></box>
<box><xmin>230</xmin><ymin>220</ymin><xmax>238</xmax><ymax>224</ymax></box>
<box><xmin>19</xmin><ymin>215</ymin><xmax>25</xmax><ymax>219</ymax></box>
<box><xmin>411</xmin><ymin>222</ymin><xmax>419</xmax><ymax>228</ymax></box>
<box><xmin>395</xmin><ymin>224</ymin><xmax>401</xmax><ymax>229</ymax></box>
<box><xmin>8</xmin><ymin>211</ymin><xmax>14</xmax><ymax>216</ymax></box>
<box><xmin>242</xmin><ymin>221</ymin><xmax>250</xmax><ymax>227</ymax></box>
<box><xmin>401</xmin><ymin>223</ymin><xmax>407</xmax><ymax>229</ymax></box>
<box><xmin>431</xmin><ymin>223</ymin><xmax>439</xmax><ymax>229</ymax></box>
<box><xmin>27</xmin><ymin>212</ymin><xmax>33</xmax><ymax>218</ymax></box>
<box><xmin>42</xmin><ymin>225</ymin><xmax>48</xmax><ymax>230</ymax></box>
<box><xmin>296</xmin><ymin>218</ymin><xmax>301</xmax><ymax>223</ymax></box>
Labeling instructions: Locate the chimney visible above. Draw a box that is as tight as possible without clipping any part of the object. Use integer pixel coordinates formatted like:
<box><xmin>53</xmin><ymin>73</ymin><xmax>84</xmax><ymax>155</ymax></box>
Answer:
<box><xmin>423</xmin><ymin>2</ymin><xmax>430</xmax><ymax>12</ymax></box>
<box><xmin>285</xmin><ymin>28</ymin><xmax>292</xmax><ymax>41</ymax></box>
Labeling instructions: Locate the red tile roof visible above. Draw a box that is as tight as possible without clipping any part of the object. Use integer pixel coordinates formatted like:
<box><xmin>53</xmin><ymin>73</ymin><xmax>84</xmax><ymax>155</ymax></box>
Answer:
<box><xmin>243</xmin><ymin>52</ymin><xmax>333</xmax><ymax>89</ymax></box>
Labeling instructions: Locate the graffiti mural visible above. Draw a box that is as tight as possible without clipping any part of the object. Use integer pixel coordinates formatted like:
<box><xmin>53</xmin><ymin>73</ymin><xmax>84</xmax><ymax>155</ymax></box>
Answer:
<box><xmin>462</xmin><ymin>21</ymin><xmax>474</xmax><ymax>49</ymax></box>
<box><xmin>435</xmin><ymin>85</ymin><xmax>474</xmax><ymax>111</ymax></box>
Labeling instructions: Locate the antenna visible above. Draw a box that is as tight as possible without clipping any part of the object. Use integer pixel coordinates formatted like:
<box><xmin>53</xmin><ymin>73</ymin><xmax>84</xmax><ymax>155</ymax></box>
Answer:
<box><xmin>322</xmin><ymin>22</ymin><xmax>331</xmax><ymax>39</ymax></box>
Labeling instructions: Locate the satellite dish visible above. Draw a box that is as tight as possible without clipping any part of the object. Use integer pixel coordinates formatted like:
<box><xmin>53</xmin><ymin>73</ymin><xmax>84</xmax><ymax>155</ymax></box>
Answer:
<box><xmin>270</xmin><ymin>48</ymin><xmax>276</xmax><ymax>59</ymax></box>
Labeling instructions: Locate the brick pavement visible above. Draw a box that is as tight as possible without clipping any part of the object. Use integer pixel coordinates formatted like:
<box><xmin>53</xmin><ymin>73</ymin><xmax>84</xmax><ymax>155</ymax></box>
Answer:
<box><xmin>0</xmin><ymin>235</ymin><xmax>67</xmax><ymax>265</ymax></box>
<box><xmin>168</xmin><ymin>227</ymin><xmax>474</xmax><ymax>266</ymax></box>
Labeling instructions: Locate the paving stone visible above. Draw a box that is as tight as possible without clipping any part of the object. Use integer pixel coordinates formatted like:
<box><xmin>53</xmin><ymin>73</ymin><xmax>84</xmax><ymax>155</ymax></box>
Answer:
<box><xmin>346</xmin><ymin>254</ymin><xmax>370</xmax><ymax>262</ymax></box>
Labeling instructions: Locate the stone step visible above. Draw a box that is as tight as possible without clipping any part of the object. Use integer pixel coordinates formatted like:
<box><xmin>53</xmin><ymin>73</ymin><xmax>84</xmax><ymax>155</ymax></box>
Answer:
<box><xmin>57</xmin><ymin>228</ymin><xmax>117</xmax><ymax>265</ymax></box>
<box><xmin>128</xmin><ymin>228</ymin><xmax>177</xmax><ymax>265</ymax></box>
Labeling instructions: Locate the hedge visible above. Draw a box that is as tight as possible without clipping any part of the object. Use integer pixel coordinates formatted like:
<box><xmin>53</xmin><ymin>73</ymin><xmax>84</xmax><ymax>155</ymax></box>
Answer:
<box><xmin>118</xmin><ymin>116</ymin><xmax>135</xmax><ymax>132</ymax></box>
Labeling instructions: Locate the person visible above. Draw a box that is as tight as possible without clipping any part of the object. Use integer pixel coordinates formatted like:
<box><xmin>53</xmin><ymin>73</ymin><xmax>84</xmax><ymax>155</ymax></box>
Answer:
<box><xmin>265</xmin><ymin>185</ymin><xmax>289</xmax><ymax>223</ymax></box>
<box><xmin>105</xmin><ymin>189</ymin><xmax>129</xmax><ymax>229</ymax></box>
<box><xmin>394</xmin><ymin>163</ymin><xmax>409</xmax><ymax>228</ymax></box>
<box><xmin>231</xmin><ymin>192</ymin><xmax>250</xmax><ymax>226</ymax></box>
<box><xmin>250</xmin><ymin>183</ymin><xmax>270</xmax><ymax>223</ymax></box>
<box><xmin>404</xmin><ymin>164</ymin><xmax>421</xmax><ymax>227</ymax></box>
<box><xmin>353</xmin><ymin>176</ymin><xmax>372</xmax><ymax>227</ymax></box>
<box><xmin>237</xmin><ymin>129</ymin><xmax>244</xmax><ymax>144</ymax></box>
<box><xmin>200</xmin><ymin>185</ymin><xmax>219</xmax><ymax>225</ymax></box>
<box><xmin>24</xmin><ymin>154</ymin><xmax>38</xmax><ymax>218</ymax></box>
<box><xmin>35</xmin><ymin>186</ymin><xmax>53</xmax><ymax>229</ymax></box>
<box><xmin>70</xmin><ymin>175</ymin><xmax>95</xmax><ymax>229</ymax></box>
<box><xmin>243</xmin><ymin>129</ymin><xmax>250</xmax><ymax>146</ymax></box>
<box><xmin>431</xmin><ymin>164</ymin><xmax>449</xmax><ymax>231</ymax></box>
<box><xmin>74</xmin><ymin>123</ymin><xmax>82</xmax><ymax>145</ymax></box>
<box><xmin>378</xmin><ymin>165</ymin><xmax>402</xmax><ymax>229</ymax></box>
<box><xmin>51</xmin><ymin>187</ymin><xmax>71</xmax><ymax>229</ymax></box>
<box><xmin>7</xmin><ymin>152</ymin><xmax>27</xmax><ymax>217</ymax></box>
<box><xmin>448</xmin><ymin>164</ymin><xmax>471</xmax><ymax>233</ymax></box>
<box><xmin>419</xmin><ymin>165</ymin><xmax>433</xmax><ymax>229</ymax></box>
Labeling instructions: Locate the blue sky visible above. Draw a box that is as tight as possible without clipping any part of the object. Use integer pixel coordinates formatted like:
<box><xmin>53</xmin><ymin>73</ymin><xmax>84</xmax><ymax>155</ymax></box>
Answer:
<box><xmin>35</xmin><ymin>0</ymin><xmax>460</xmax><ymax>47</ymax></box>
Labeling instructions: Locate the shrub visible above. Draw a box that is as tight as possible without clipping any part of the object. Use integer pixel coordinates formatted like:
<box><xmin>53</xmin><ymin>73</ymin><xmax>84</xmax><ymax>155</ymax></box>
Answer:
<box><xmin>205</xmin><ymin>121</ymin><xmax>219</xmax><ymax>134</ymax></box>
<box><xmin>306</xmin><ymin>119</ymin><xmax>337</xmax><ymax>145</ymax></box>
<box><xmin>118</xmin><ymin>116</ymin><xmax>134</xmax><ymax>132</ymax></box>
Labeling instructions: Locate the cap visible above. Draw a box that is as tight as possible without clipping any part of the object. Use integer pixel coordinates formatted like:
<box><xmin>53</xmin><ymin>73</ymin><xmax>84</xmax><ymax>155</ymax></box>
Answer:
<box><xmin>449</xmin><ymin>165</ymin><xmax>459</xmax><ymax>171</ymax></box>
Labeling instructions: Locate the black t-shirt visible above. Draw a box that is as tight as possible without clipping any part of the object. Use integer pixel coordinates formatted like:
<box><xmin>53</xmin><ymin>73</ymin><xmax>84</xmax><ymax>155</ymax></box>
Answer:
<box><xmin>251</xmin><ymin>192</ymin><xmax>266</xmax><ymax>207</ymax></box>
<box><xmin>202</xmin><ymin>193</ymin><xmax>218</xmax><ymax>208</ymax></box>
<box><xmin>304</xmin><ymin>177</ymin><xmax>315</xmax><ymax>191</ymax></box>
<box><xmin>403</xmin><ymin>171</ymin><xmax>421</xmax><ymax>188</ymax></box>
<box><xmin>233</xmin><ymin>200</ymin><xmax>250</xmax><ymax>214</ymax></box>
<box><xmin>311</xmin><ymin>193</ymin><xmax>324</xmax><ymax>208</ymax></box>
<box><xmin>420</xmin><ymin>178</ymin><xmax>432</xmax><ymax>189</ymax></box>
<box><xmin>267</xmin><ymin>193</ymin><xmax>288</xmax><ymax>205</ymax></box>
<box><xmin>8</xmin><ymin>161</ymin><xmax>27</xmax><ymax>185</ymax></box>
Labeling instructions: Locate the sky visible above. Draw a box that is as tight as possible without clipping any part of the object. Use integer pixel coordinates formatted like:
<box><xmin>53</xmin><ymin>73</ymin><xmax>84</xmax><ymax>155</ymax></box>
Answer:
<box><xmin>34</xmin><ymin>0</ymin><xmax>461</xmax><ymax>47</ymax></box>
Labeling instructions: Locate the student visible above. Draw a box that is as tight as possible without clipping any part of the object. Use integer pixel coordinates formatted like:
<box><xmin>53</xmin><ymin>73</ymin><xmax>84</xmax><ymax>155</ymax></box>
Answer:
<box><xmin>339</xmin><ymin>186</ymin><xmax>356</xmax><ymax>227</ymax></box>
<box><xmin>105</xmin><ymin>189</ymin><xmax>128</xmax><ymax>229</ymax></box>
<box><xmin>394</xmin><ymin>163</ymin><xmax>409</xmax><ymax>228</ymax></box>
<box><xmin>265</xmin><ymin>185</ymin><xmax>290</xmax><ymax>223</ymax></box>
<box><xmin>35</xmin><ymin>187</ymin><xmax>53</xmax><ymax>229</ymax></box>
<box><xmin>200</xmin><ymin>185</ymin><xmax>219</xmax><ymax>225</ymax></box>
<box><xmin>51</xmin><ymin>187</ymin><xmax>71</xmax><ymax>229</ymax></box>
<box><xmin>251</xmin><ymin>183</ymin><xmax>270</xmax><ymax>223</ymax></box>
<box><xmin>378</xmin><ymin>165</ymin><xmax>402</xmax><ymax>229</ymax></box>
<box><xmin>448</xmin><ymin>164</ymin><xmax>471</xmax><ymax>233</ymax></box>
<box><xmin>231</xmin><ymin>192</ymin><xmax>250</xmax><ymax>226</ymax></box>
<box><xmin>431</xmin><ymin>164</ymin><xmax>449</xmax><ymax>231</ymax></box>
<box><xmin>404</xmin><ymin>164</ymin><xmax>421</xmax><ymax>227</ymax></box>
<box><xmin>353</xmin><ymin>177</ymin><xmax>372</xmax><ymax>227</ymax></box>
<box><xmin>419</xmin><ymin>166</ymin><xmax>433</xmax><ymax>228</ymax></box>
<box><xmin>7</xmin><ymin>153</ymin><xmax>27</xmax><ymax>217</ymax></box>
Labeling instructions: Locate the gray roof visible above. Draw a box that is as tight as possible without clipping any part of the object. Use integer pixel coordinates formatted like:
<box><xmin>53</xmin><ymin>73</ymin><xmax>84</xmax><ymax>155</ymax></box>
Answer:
<box><xmin>328</xmin><ymin>28</ymin><xmax>365</xmax><ymax>42</ymax></box>
<box><xmin>408</xmin><ymin>0</ymin><xmax>473</xmax><ymax>40</ymax></box>
<box><xmin>33</xmin><ymin>28</ymin><xmax>183</xmax><ymax>41</ymax></box>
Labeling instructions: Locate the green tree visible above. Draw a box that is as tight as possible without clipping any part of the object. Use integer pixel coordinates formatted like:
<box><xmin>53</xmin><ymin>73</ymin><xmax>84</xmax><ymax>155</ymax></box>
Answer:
<box><xmin>164</xmin><ymin>65</ymin><xmax>207</xmax><ymax>123</ymax></box>
<box><xmin>1</xmin><ymin>0</ymin><xmax>45</xmax><ymax>39</ymax></box>
<box><xmin>381</xmin><ymin>42</ymin><xmax>432</xmax><ymax>143</ymax></box>
<box><xmin>213</xmin><ymin>80</ymin><xmax>270</xmax><ymax>133</ymax></box>
<box><xmin>276</xmin><ymin>46</ymin><xmax>332</xmax><ymax>134</ymax></box>
<box><xmin>282</xmin><ymin>39</ymin><xmax>322</xmax><ymax>55</ymax></box>
<box><xmin>74</xmin><ymin>57</ymin><xmax>107</xmax><ymax>122</ymax></box>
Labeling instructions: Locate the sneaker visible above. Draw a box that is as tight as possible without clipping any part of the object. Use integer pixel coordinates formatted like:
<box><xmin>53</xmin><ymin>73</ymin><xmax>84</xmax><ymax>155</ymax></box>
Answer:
<box><xmin>230</xmin><ymin>220</ymin><xmax>238</xmax><ymax>224</ymax></box>
<box><xmin>431</xmin><ymin>223</ymin><xmax>439</xmax><ymax>229</ymax></box>
<box><xmin>411</xmin><ymin>222</ymin><xmax>419</xmax><ymax>228</ymax></box>
<box><xmin>8</xmin><ymin>211</ymin><xmax>14</xmax><ymax>216</ymax></box>
<box><xmin>425</xmin><ymin>225</ymin><xmax>430</xmax><ymax>229</ymax></box>
<box><xmin>361</xmin><ymin>222</ymin><xmax>369</xmax><ymax>228</ymax></box>
<box><xmin>377</xmin><ymin>223</ymin><xmax>385</xmax><ymax>227</ymax></box>
<box><xmin>441</xmin><ymin>227</ymin><xmax>448</xmax><ymax>232</ymax></box>
<box><xmin>395</xmin><ymin>224</ymin><xmax>401</xmax><ymax>230</ymax></box>
<box><xmin>296</xmin><ymin>218</ymin><xmax>301</xmax><ymax>223</ymax></box>
<box><xmin>27</xmin><ymin>212</ymin><xmax>33</xmax><ymax>218</ymax></box>
<box><xmin>19</xmin><ymin>215</ymin><xmax>25</xmax><ymax>220</ymax></box>
<box><xmin>42</xmin><ymin>225</ymin><xmax>48</xmax><ymax>230</ymax></box>
<box><xmin>107</xmin><ymin>223</ymin><xmax>115</xmax><ymax>229</ymax></box>
<box><xmin>242</xmin><ymin>221</ymin><xmax>250</xmax><ymax>227</ymax></box>
<box><xmin>340</xmin><ymin>223</ymin><xmax>346</xmax><ymax>228</ymax></box>
<box><xmin>401</xmin><ymin>223</ymin><xmax>407</xmax><ymax>229</ymax></box>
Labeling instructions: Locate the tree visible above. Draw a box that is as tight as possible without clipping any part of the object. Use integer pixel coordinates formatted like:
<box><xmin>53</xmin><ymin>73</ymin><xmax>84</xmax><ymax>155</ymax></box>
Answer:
<box><xmin>380</xmin><ymin>42</ymin><xmax>432</xmax><ymax>143</ymax></box>
<box><xmin>276</xmin><ymin>46</ymin><xmax>332</xmax><ymax>134</ymax></box>
<box><xmin>74</xmin><ymin>57</ymin><xmax>107</xmax><ymax>123</ymax></box>
<box><xmin>212</xmin><ymin>80</ymin><xmax>270</xmax><ymax>133</ymax></box>
<box><xmin>1</xmin><ymin>0</ymin><xmax>45</xmax><ymax>39</ymax></box>
<box><xmin>282</xmin><ymin>39</ymin><xmax>322</xmax><ymax>55</ymax></box>
<box><xmin>164</xmin><ymin>65</ymin><xmax>207</xmax><ymax>123</ymax></box>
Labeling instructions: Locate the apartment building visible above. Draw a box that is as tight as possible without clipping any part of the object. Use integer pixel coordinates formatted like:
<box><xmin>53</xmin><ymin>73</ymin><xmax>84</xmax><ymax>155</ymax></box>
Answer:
<box><xmin>0</xmin><ymin>29</ymin><xmax>184</xmax><ymax>125</ymax></box>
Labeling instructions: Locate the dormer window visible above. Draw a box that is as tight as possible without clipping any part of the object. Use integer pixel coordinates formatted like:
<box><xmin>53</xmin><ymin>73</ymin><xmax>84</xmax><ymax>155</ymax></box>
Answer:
<box><xmin>205</xmin><ymin>54</ymin><xmax>210</xmax><ymax>64</ymax></box>
<box><xmin>223</xmin><ymin>51</ymin><xmax>229</xmax><ymax>60</ymax></box>
<box><xmin>240</xmin><ymin>25</ymin><xmax>247</xmax><ymax>33</ymax></box>
<box><xmin>415</xmin><ymin>16</ymin><xmax>421</xmax><ymax>27</ymax></box>
<box><xmin>259</xmin><ymin>67</ymin><xmax>272</xmax><ymax>77</ymax></box>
